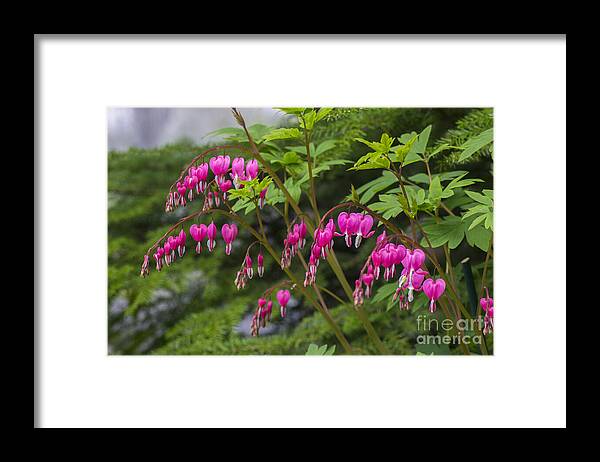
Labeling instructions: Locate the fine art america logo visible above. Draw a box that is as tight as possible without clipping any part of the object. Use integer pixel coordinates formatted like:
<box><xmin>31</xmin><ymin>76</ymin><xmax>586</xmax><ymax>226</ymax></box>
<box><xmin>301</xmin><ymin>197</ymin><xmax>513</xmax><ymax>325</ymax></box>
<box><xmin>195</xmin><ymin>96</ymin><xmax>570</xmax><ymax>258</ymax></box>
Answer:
<box><xmin>416</xmin><ymin>315</ymin><xmax>487</xmax><ymax>345</ymax></box>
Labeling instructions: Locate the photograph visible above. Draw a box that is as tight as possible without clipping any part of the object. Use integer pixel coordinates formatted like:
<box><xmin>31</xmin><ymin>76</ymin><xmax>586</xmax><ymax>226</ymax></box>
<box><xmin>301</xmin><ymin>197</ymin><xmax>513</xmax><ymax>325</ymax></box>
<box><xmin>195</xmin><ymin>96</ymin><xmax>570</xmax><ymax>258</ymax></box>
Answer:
<box><xmin>109</xmin><ymin>107</ymin><xmax>494</xmax><ymax>355</ymax></box>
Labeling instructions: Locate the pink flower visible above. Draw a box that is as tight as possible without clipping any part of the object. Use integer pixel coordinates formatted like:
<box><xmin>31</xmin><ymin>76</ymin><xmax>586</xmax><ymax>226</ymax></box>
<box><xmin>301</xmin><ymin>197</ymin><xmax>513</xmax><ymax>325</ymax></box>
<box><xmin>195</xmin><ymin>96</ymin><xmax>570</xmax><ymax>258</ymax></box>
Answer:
<box><xmin>176</xmin><ymin>182</ymin><xmax>187</xmax><ymax>207</ymax></box>
<box><xmin>190</xmin><ymin>224</ymin><xmax>208</xmax><ymax>253</ymax></box>
<box><xmin>266</xmin><ymin>300</ymin><xmax>273</xmax><ymax>321</ymax></box>
<box><xmin>371</xmin><ymin>250</ymin><xmax>382</xmax><ymax>280</ymax></box>
<box><xmin>230</xmin><ymin>157</ymin><xmax>246</xmax><ymax>187</ymax></box>
<box><xmin>257</xmin><ymin>252</ymin><xmax>264</xmax><ymax>277</ymax></box>
<box><xmin>221</xmin><ymin>223</ymin><xmax>238</xmax><ymax>255</ymax></box>
<box><xmin>362</xmin><ymin>269</ymin><xmax>375</xmax><ymax>298</ymax></box>
<box><xmin>246</xmin><ymin>159</ymin><xmax>259</xmax><ymax>180</ymax></box>
<box><xmin>258</xmin><ymin>188</ymin><xmax>267</xmax><ymax>209</ymax></box>
<box><xmin>277</xmin><ymin>289</ymin><xmax>291</xmax><ymax>318</ymax></box>
<box><xmin>422</xmin><ymin>278</ymin><xmax>446</xmax><ymax>313</ymax></box>
<box><xmin>177</xmin><ymin>229</ymin><xmax>187</xmax><ymax>257</ymax></box>
<box><xmin>480</xmin><ymin>288</ymin><xmax>494</xmax><ymax>335</ymax></box>
<box><xmin>245</xmin><ymin>254</ymin><xmax>253</xmax><ymax>279</ymax></box>
<box><xmin>355</xmin><ymin>214</ymin><xmax>375</xmax><ymax>247</ymax></box>
<box><xmin>207</xmin><ymin>222</ymin><xmax>217</xmax><ymax>252</ymax></box>
<box><xmin>218</xmin><ymin>179</ymin><xmax>233</xmax><ymax>200</ymax></box>
<box><xmin>195</xmin><ymin>163</ymin><xmax>209</xmax><ymax>193</ymax></box>
<box><xmin>209</xmin><ymin>155</ymin><xmax>231</xmax><ymax>179</ymax></box>
<box><xmin>297</xmin><ymin>221</ymin><xmax>307</xmax><ymax>248</ymax></box>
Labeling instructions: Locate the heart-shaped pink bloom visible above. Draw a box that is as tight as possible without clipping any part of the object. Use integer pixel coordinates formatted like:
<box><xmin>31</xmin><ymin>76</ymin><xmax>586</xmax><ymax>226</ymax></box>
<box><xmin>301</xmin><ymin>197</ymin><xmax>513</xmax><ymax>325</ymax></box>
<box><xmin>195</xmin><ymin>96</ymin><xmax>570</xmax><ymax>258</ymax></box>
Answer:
<box><xmin>176</xmin><ymin>182</ymin><xmax>187</xmax><ymax>197</ymax></box>
<box><xmin>362</xmin><ymin>273</ymin><xmax>374</xmax><ymax>287</ymax></box>
<box><xmin>231</xmin><ymin>157</ymin><xmax>245</xmax><ymax>178</ymax></box>
<box><xmin>276</xmin><ymin>289</ymin><xmax>291</xmax><ymax>308</ymax></box>
<box><xmin>347</xmin><ymin>213</ymin><xmax>361</xmax><ymax>235</ymax></box>
<box><xmin>195</xmin><ymin>163</ymin><xmax>209</xmax><ymax>181</ymax></box>
<box><xmin>189</xmin><ymin>224</ymin><xmax>207</xmax><ymax>241</ymax></box>
<box><xmin>359</xmin><ymin>214</ymin><xmax>374</xmax><ymax>237</ymax></box>
<box><xmin>480</xmin><ymin>297</ymin><xmax>493</xmax><ymax>312</ymax></box>
<box><xmin>337</xmin><ymin>212</ymin><xmax>349</xmax><ymax>234</ymax></box>
<box><xmin>207</xmin><ymin>222</ymin><xmax>217</xmax><ymax>240</ymax></box>
<box><xmin>209</xmin><ymin>155</ymin><xmax>231</xmax><ymax>176</ymax></box>
<box><xmin>423</xmin><ymin>278</ymin><xmax>446</xmax><ymax>309</ymax></box>
<box><xmin>219</xmin><ymin>179</ymin><xmax>233</xmax><ymax>193</ymax></box>
<box><xmin>221</xmin><ymin>224</ymin><xmax>235</xmax><ymax>244</ymax></box>
<box><xmin>178</xmin><ymin>229</ymin><xmax>186</xmax><ymax>246</ymax></box>
<box><xmin>298</xmin><ymin>221</ymin><xmax>307</xmax><ymax>240</ymax></box>
<box><xmin>246</xmin><ymin>159</ymin><xmax>259</xmax><ymax>180</ymax></box>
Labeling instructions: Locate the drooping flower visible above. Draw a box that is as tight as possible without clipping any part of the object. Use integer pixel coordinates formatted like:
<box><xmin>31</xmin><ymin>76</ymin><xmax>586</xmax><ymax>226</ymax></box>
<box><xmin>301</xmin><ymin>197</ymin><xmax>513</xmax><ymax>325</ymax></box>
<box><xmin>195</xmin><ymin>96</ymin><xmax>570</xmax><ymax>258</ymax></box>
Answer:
<box><xmin>480</xmin><ymin>288</ymin><xmax>494</xmax><ymax>335</ymax></box>
<box><xmin>209</xmin><ymin>155</ymin><xmax>231</xmax><ymax>180</ymax></box>
<box><xmin>195</xmin><ymin>163</ymin><xmax>209</xmax><ymax>193</ymax></box>
<box><xmin>177</xmin><ymin>229</ymin><xmax>187</xmax><ymax>257</ymax></box>
<box><xmin>176</xmin><ymin>181</ymin><xmax>187</xmax><ymax>207</ymax></box>
<box><xmin>355</xmin><ymin>214</ymin><xmax>375</xmax><ymax>247</ymax></box>
<box><xmin>245</xmin><ymin>159</ymin><xmax>259</xmax><ymax>180</ymax></box>
<box><xmin>221</xmin><ymin>223</ymin><xmax>238</xmax><ymax>255</ymax></box>
<box><xmin>258</xmin><ymin>188</ymin><xmax>267</xmax><ymax>209</ymax></box>
<box><xmin>206</xmin><ymin>221</ymin><xmax>217</xmax><ymax>252</ymax></box>
<box><xmin>230</xmin><ymin>157</ymin><xmax>246</xmax><ymax>187</ymax></box>
<box><xmin>190</xmin><ymin>224</ymin><xmax>208</xmax><ymax>253</ymax></box>
<box><xmin>353</xmin><ymin>279</ymin><xmax>364</xmax><ymax>306</ymax></box>
<box><xmin>244</xmin><ymin>254</ymin><xmax>253</xmax><ymax>279</ymax></box>
<box><xmin>218</xmin><ymin>179</ymin><xmax>233</xmax><ymax>200</ymax></box>
<box><xmin>257</xmin><ymin>252</ymin><xmax>264</xmax><ymax>277</ymax></box>
<box><xmin>140</xmin><ymin>254</ymin><xmax>150</xmax><ymax>277</ymax></box>
<box><xmin>362</xmin><ymin>268</ymin><xmax>375</xmax><ymax>298</ymax></box>
<box><xmin>265</xmin><ymin>300</ymin><xmax>273</xmax><ymax>321</ymax></box>
<box><xmin>277</xmin><ymin>289</ymin><xmax>291</xmax><ymax>318</ymax></box>
<box><xmin>422</xmin><ymin>278</ymin><xmax>446</xmax><ymax>313</ymax></box>
<box><xmin>154</xmin><ymin>247</ymin><xmax>164</xmax><ymax>271</ymax></box>
<box><xmin>297</xmin><ymin>221</ymin><xmax>307</xmax><ymax>248</ymax></box>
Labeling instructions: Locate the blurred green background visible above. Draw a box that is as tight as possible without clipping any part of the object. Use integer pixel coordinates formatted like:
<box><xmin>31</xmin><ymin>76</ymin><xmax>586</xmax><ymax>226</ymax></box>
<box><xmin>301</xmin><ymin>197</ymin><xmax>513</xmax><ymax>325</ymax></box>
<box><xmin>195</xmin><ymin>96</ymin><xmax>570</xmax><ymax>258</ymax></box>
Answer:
<box><xmin>108</xmin><ymin>107</ymin><xmax>493</xmax><ymax>355</ymax></box>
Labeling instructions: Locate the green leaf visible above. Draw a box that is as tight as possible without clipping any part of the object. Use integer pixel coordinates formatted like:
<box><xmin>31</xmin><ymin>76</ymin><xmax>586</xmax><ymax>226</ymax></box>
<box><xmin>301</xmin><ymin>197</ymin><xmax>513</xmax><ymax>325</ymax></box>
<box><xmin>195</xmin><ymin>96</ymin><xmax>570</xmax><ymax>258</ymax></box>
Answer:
<box><xmin>284</xmin><ymin>178</ymin><xmax>302</xmax><ymax>203</ymax></box>
<box><xmin>420</xmin><ymin>216</ymin><xmax>466</xmax><ymax>249</ymax></box>
<box><xmin>305</xmin><ymin>343</ymin><xmax>335</xmax><ymax>355</ymax></box>
<box><xmin>314</xmin><ymin>139</ymin><xmax>337</xmax><ymax>158</ymax></box>
<box><xmin>464</xmin><ymin>190</ymin><xmax>493</xmax><ymax>206</ymax></box>
<box><xmin>458</xmin><ymin>128</ymin><xmax>493</xmax><ymax>162</ymax></box>
<box><xmin>314</xmin><ymin>107</ymin><xmax>333</xmax><ymax>123</ymax></box>
<box><xmin>428</xmin><ymin>176</ymin><xmax>443</xmax><ymax>204</ymax></box>
<box><xmin>350</xmin><ymin>184</ymin><xmax>360</xmax><ymax>203</ymax></box>
<box><xmin>373</xmin><ymin>282</ymin><xmax>397</xmax><ymax>304</ymax></box>
<box><xmin>464</xmin><ymin>222</ymin><xmax>492</xmax><ymax>251</ymax></box>
<box><xmin>262</xmin><ymin>127</ymin><xmax>301</xmax><ymax>142</ymax></box>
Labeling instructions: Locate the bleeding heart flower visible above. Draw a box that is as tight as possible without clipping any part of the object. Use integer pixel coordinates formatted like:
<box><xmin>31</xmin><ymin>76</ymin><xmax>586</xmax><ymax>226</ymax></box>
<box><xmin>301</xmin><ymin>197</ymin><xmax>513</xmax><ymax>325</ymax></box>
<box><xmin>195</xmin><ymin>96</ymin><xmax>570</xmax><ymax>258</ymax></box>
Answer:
<box><xmin>422</xmin><ymin>278</ymin><xmax>446</xmax><ymax>313</ymax></box>
<box><xmin>277</xmin><ymin>289</ymin><xmax>291</xmax><ymax>318</ymax></box>
<box><xmin>190</xmin><ymin>224</ymin><xmax>207</xmax><ymax>253</ymax></box>
<box><xmin>207</xmin><ymin>222</ymin><xmax>217</xmax><ymax>252</ymax></box>
<box><xmin>221</xmin><ymin>223</ymin><xmax>238</xmax><ymax>255</ymax></box>
<box><xmin>231</xmin><ymin>157</ymin><xmax>246</xmax><ymax>187</ymax></box>
<box><xmin>245</xmin><ymin>159</ymin><xmax>259</xmax><ymax>180</ymax></box>
<box><xmin>257</xmin><ymin>252</ymin><xmax>264</xmax><ymax>277</ymax></box>
<box><xmin>480</xmin><ymin>287</ymin><xmax>494</xmax><ymax>335</ymax></box>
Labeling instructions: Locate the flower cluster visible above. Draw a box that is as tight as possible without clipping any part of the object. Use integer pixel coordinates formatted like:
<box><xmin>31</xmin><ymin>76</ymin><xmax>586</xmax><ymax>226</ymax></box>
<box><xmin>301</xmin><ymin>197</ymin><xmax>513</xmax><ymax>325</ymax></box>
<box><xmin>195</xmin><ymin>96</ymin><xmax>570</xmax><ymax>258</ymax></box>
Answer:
<box><xmin>234</xmin><ymin>250</ymin><xmax>265</xmax><ymax>290</ymax></box>
<box><xmin>335</xmin><ymin>212</ymin><xmax>375</xmax><ymax>248</ymax></box>
<box><xmin>250</xmin><ymin>289</ymin><xmax>291</xmax><ymax>336</ymax></box>
<box><xmin>480</xmin><ymin>288</ymin><xmax>494</xmax><ymax>334</ymax></box>
<box><xmin>280</xmin><ymin>220</ymin><xmax>307</xmax><ymax>269</ymax></box>
<box><xmin>164</xmin><ymin>155</ymin><xmax>267</xmax><ymax>213</ymax></box>
<box><xmin>141</xmin><ymin>221</ymin><xmax>239</xmax><ymax>276</ymax></box>
<box><xmin>166</xmin><ymin>163</ymin><xmax>209</xmax><ymax>211</ymax></box>
<box><xmin>304</xmin><ymin>212</ymin><xmax>377</xmax><ymax>287</ymax></box>
<box><xmin>304</xmin><ymin>218</ymin><xmax>336</xmax><ymax>286</ymax></box>
<box><xmin>353</xmin><ymin>234</ymin><xmax>446</xmax><ymax>313</ymax></box>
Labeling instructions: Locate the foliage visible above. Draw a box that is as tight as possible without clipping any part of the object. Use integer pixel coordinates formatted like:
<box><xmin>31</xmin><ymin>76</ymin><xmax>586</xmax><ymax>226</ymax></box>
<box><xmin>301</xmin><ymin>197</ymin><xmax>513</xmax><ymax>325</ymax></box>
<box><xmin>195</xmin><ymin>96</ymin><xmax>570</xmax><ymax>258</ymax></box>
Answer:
<box><xmin>109</xmin><ymin>107</ymin><xmax>494</xmax><ymax>356</ymax></box>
